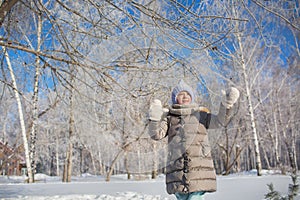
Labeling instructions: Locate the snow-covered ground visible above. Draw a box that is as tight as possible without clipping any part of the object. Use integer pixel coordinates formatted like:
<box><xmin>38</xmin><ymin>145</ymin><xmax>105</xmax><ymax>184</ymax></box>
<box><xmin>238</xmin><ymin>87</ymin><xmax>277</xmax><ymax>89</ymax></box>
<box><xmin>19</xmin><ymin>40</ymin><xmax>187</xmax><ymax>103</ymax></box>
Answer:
<box><xmin>0</xmin><ymin>170</ymin><xmax>298</xmax><ymax>200</ymax></box>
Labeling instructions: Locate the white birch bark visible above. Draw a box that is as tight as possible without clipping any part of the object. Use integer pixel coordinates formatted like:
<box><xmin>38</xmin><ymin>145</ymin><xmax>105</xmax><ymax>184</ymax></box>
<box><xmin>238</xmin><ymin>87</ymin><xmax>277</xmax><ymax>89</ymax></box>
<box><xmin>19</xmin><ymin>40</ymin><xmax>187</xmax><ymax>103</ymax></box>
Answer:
<box><xmin>55</xmin><ymin>131</ymin><xmax>60</xmax><ymax>176</ymax></box>
<box><xmin>238</xmin><ymin>43</ymin><xmax>262</xmax><ymax>176</ymax></box>
<box><xmin>230</xmin><ymin>1</ymin><xmax>262</xmax><ymax>176</ymax></box>
<box><xmin>29</xmin><ymin>10</ymin><xmax>42</xmax><ymax>182</ymax></box>
<box><xmin>3</xmin><ymin>46</ymin><xmax>33</xmax><ymax>182</ymax></box>
<box><xmin>271</xmin><ymin>93</ymin><xmax>281</xmax><ymax>169</ymax></box>
<box><xmin>98</xmin><ymin>151</ymin><xmax>103</xmax><ymax>175</ymax></box>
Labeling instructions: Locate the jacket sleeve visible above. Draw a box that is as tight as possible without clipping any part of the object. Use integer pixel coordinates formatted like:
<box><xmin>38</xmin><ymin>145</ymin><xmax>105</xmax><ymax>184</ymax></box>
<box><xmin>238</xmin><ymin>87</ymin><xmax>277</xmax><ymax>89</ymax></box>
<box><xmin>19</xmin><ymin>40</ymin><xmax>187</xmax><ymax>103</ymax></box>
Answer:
<box><xmin>209</xmin><ymin>103</ymin><xmax>234</xmax><ymax>129</ymax></box>
<box><xmin>148</xmin><ymin>116</ymin><xmax>169</xmax><ymax>140</ymax></box>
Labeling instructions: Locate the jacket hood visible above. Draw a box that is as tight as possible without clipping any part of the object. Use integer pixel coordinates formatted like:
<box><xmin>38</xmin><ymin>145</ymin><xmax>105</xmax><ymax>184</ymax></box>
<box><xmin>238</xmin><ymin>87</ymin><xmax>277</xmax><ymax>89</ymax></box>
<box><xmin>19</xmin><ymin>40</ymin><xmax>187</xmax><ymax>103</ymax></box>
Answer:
<box><xmin>171</xmin><ymin>80</ymin><xmax>195</xmax><ymax>104</ymax></box>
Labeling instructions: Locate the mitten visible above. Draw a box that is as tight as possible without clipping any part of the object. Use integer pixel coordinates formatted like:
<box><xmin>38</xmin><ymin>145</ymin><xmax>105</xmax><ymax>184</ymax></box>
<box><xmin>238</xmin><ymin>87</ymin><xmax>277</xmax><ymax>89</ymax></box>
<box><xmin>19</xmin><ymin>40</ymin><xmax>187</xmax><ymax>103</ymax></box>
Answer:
<box><xmin>221</xmin><ymin>87</ymin><xmax>240</xmax><ymax>109</ymax></box>
<box><xmin>149</xmin><ymin>99</ymin><xmax>164</xmax><ymax>121</ymax></box>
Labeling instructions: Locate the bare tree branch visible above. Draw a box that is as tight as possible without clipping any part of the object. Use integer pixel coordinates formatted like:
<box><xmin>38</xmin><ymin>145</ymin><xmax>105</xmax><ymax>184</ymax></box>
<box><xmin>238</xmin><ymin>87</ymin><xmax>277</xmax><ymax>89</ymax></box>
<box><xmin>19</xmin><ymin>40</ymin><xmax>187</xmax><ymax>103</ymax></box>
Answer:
<box><xmin>0</xmin><ymin>0</ymin><xmax>19</xmax><ymax>26</ymax></box>
<box><xmin>252</xmin><ymin>0</ymin><xmax>300</xmax><ymax>31</ymax></box>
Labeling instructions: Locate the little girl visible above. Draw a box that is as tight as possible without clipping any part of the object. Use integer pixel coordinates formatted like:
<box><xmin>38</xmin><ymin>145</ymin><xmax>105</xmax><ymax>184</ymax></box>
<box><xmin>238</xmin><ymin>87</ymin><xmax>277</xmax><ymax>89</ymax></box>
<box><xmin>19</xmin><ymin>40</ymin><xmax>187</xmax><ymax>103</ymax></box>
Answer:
<box><xmin>148</xmin><ymin>80</ymin><xmax>240</xmax><ymax>200</ymax></box>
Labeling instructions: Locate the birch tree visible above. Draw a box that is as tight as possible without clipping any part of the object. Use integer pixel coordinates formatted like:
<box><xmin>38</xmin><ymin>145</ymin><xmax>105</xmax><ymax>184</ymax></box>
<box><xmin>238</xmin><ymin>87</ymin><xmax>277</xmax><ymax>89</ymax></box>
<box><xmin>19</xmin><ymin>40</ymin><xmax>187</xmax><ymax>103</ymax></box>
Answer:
<box><xmin>28</xmin><ymin>8</ymin><xmax>43</xmax><ymax>182</ymax></box>
<box><xmin>3</xmin><ymin>47</ymin><xmax>33</xmax><ymax>182</ymax></box>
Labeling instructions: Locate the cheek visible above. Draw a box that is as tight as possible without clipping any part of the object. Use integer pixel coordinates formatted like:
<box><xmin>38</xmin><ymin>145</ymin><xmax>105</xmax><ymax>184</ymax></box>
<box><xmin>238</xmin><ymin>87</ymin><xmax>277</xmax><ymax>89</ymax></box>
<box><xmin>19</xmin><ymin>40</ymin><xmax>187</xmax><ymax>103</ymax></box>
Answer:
<box><xmin>184</xmin><ymin>95</ymin><xmax>191</xmax><ymax>101</ymax></box>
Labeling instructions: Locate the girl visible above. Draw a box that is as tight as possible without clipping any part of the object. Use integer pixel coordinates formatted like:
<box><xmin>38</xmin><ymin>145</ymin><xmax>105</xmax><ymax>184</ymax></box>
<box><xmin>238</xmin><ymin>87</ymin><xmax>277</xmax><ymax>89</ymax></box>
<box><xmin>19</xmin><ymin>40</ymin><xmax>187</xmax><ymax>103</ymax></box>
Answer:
<box><xmin>148</xmin><ymin>80</ymin><xmax>240</xmax><ymax>200</ymax></box>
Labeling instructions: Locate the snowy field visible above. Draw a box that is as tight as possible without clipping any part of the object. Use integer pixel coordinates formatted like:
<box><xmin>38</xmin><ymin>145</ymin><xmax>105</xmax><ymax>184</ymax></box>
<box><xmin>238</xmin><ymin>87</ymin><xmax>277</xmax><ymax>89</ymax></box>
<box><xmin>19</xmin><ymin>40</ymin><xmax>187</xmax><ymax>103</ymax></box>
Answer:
<box><xmin>0</xmin><ymin>171</ymin><xmax>298</xmax><ymax>200</ymax></box>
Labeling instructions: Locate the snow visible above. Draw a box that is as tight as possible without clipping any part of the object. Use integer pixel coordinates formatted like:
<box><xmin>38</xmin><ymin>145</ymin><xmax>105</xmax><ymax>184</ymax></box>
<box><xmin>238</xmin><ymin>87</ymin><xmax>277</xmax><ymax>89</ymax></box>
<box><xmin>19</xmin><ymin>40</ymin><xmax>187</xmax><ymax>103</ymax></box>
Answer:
<box><xmin>0</xmin><ymin>171</ymin><xmax>299</xmax><ymax>200</ymax></box>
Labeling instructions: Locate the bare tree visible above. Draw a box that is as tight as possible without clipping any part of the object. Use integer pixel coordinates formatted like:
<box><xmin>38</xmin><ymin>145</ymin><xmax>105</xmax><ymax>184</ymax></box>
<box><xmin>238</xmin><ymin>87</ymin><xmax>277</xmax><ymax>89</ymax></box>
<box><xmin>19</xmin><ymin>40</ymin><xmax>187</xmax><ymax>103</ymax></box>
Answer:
<box><xmin>3</xmin><ymin>46</ymin><xmax>33</xmax><ymax>182</ymax></box>
<box><xmin>29</xmin><ymin>8</ymin><xmax>43</xmax><ymax>182</ymax></box>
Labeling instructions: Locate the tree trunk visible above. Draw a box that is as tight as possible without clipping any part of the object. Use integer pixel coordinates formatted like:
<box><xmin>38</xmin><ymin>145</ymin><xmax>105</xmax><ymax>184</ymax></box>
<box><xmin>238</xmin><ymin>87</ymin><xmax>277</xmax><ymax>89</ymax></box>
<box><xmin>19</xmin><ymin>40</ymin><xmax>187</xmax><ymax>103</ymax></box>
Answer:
<box><xmin>62</xmin><ymin>108</ymin><xmax>74</xmax><ymax>182</ymax></box>
<box><xmin>122</xmin><ymin>105</ymin><xmax>130</xmax><ymax>179</ymax></box>
<box><xmin>98</xmin><ymin>151</ymin><xmax>104</xmax><ymax>175</ymax></box>
<box><xmin>242</xmin><ymin>67</ymin><xmax>262</xmax><ymax>176</ymax></box>
<box><xmin>272</xmin><ymin>96</ymin><xmax>281</xmax><ymax>169</ymax></box>
<box><xmin>223</xmin><ymin>127</ymin><xmax>230</xmax><ymax>175</ymax></box>
<box><xmin>151</xmin><ymin>142</ymin><xmax>157</xmax><ymax>179</ymax></box>
<box><xmin>62</xmin><ymin>69</ymin><xmax>75</xmax><ymax>182</ymax></box>
<box><xmin>29</xmin><ymin>11</ymin><xmax>42</xmax><ymax>182</ymax></box>
<box><xmin>3</xmin><ymin>47</ymin><xmax>33</xmax><ymax>183</ymax></box>
<box><xmin>288</xmin><ymin>88</ymin><xmax>298</xmax><ymax>173</ymax></box>
<box><xmin>237</xmin><ymin>34</ymin><xmax>262</xmax><ymax>176</ymax></box>
<box><xmin>260</xmin><ymin>142</ymin><xmax>271</xmax><ymax>169</ymax></box>
<box><xmin>55</xmin><ymin>132</ymin><xmax>60</xmax><ymax>176</ymax></box>
<box><xmin>235</xmin><ymin>145</ymin><xmax>241</xmax><ymax>173</ymax></box>
<box><xmin>89</xmin><ymin>150</ymin><xmax>97</xmax><ymax>175</ymax></box>
<box><xmin>124</xmin><ymin>153</ymin><xmax>131</xmax><ymax>180</ymax></box>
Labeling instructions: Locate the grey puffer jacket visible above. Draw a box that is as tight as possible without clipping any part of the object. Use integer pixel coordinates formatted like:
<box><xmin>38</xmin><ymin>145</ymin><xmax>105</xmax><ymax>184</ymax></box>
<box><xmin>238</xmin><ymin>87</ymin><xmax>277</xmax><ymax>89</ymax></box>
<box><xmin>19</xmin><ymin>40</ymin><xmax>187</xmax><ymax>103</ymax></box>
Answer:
<box><xmin>149</xmin><ymin>103</ymin><xmax>232</xmax><ymax>194</ymax></box>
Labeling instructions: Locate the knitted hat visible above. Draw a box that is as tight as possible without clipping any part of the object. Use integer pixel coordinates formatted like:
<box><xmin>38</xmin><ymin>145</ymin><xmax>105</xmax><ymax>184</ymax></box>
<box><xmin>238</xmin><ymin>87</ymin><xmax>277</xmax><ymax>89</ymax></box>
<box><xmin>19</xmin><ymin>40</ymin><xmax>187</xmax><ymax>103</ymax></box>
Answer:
<box><xmin>171</xmin><ymin>80</ymin><xmax>195</xmax><ymax>104</ymax></box>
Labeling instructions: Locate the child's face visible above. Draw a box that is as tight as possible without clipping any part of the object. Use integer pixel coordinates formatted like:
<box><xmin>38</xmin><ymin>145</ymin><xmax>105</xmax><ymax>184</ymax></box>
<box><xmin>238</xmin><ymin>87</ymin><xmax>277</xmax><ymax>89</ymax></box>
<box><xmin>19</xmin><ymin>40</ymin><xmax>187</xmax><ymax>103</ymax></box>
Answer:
<box><xmin>176</xmin><ymin>91</ymin><xmax>192</xmax><ymax>105</ymax></box>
